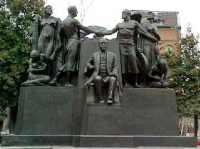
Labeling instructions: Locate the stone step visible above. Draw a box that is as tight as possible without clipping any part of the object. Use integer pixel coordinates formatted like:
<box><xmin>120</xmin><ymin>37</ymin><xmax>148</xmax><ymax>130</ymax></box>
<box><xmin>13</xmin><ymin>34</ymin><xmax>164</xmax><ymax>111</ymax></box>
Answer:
<box><xmin>79</xmin><ymin>135</ymin><xmax>196</xmax><ymax>147</ymax></box>
<box><xmin>2</xmin><ymin>135</ymin><xmax>196</xmax><ymax>147</ymax></box>
<box><xmin>0</xmin><ymin>147</ymin><xmax>52</xmax><ymax>149</ymax></box>
<box><xmin>0</xmin><ymin>146</ymin><xmax>199</xmax><ymax>149</ymax></box>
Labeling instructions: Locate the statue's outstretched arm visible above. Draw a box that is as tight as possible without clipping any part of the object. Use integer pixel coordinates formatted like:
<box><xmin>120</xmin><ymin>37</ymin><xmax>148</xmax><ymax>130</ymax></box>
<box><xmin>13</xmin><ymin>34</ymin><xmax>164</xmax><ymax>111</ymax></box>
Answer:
<box><xmin>76</xmin><ymin>20</ymin><xmax>98</xmax><ymax>34</ymax></box>
<box><xmin>101</xmin><ymin>25</ymin><xmax>118</xmax><ymax>35</ymax></box>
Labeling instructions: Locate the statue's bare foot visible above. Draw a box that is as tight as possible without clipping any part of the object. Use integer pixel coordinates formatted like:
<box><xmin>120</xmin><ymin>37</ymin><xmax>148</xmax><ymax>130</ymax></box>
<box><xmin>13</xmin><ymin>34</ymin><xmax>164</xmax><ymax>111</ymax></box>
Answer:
<box><xmin>64</xmin><ymin>83</ymin><xmax>74</xmax><ymax>87</ymax></box>
<box><xmin>21</xmin><ymin>81</ymin><xmax>29</xmax><ymax>86</ymax></box>
<box><xmin>49</xmin><ymin>80</ymin><xmax>57</xmax><ymax>86</ymax></box>
<box><xmin>0</xmin><ymin>129</ymin><xmax>10</xmax><ymax>135</ymax></box>
<box><xmin>107</xmin><ymin>97</ymin><xmax>113</xmax><ymax>105</ymax></box>
<box><xmin>132</xmin><ymin>83</ymin><xmax>141</xmax><ymax>88</ymax></box>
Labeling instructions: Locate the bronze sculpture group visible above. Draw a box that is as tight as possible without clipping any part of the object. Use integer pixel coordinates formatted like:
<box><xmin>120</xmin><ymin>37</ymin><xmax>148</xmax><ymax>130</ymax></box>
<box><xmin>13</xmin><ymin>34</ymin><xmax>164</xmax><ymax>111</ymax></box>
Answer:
<box><xmin>23</xmin><ymin>5</ymin><xmax>169</xmax><ymax>104</ymax></box>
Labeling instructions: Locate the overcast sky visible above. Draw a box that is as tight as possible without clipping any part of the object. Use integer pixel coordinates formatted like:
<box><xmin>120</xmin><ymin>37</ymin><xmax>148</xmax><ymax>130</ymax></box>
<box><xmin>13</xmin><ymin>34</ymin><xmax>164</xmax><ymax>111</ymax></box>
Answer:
<box><xmin>46</xmin><ymin>0</ymin><xmax>200</xmax><ymax>38</ymax></box>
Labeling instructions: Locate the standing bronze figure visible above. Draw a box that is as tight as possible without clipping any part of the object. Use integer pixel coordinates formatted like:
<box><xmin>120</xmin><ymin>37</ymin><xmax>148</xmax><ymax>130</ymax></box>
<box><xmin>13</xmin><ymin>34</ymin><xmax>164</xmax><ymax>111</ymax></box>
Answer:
<box><xmin>98</xmin><ymin>9</ymin><xmax>156</xmax><ymax>87</ymax></box>
<box><xmin>84</xmin><ymin>38</ymin><xmax>119</xmax><ymax>105</ymax></box>
<box><xmin>37</xmin><ymin>5</ymin><xmax>62</xmax><ymax>61</ymax></box>
<box><xmin>141</xmin><ymin>12</ymin><xmax>161</xmax><ymax>67</ymax></box>
<box><xmin>50</xmin><ymin>6</ymin><xmax>98</xmax><ymax>86</ymax></box>
<box><xmin>23</xmin><ymin>5</ymin><xmax>61</xmax><ymax>86</ymax></box>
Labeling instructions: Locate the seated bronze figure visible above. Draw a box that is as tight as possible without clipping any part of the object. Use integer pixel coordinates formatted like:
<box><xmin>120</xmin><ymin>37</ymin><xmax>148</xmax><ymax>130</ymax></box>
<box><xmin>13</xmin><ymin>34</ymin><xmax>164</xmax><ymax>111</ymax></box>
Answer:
<box><xmin>84</xmin><ymin>38</ymin><xmax>121</xmax><ymax>105</ymax></box>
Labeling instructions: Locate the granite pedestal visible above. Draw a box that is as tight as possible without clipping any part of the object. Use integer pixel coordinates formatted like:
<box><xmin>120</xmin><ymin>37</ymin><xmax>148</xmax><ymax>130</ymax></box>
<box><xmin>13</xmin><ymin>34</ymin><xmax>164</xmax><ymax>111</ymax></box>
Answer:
<box><xmin>79</xmin><ymin>88</ymin><xmax>196</xmax><ymax>147</ymax></box>
<box><xmin>2</xmin><ymin>86</ymin><xmax>86</xmax><ymax>146</ymax></box>
<box><xmin>1</xmin><ymin>87</ymin><xmax>196</xmax><ymax>147</ymax></box>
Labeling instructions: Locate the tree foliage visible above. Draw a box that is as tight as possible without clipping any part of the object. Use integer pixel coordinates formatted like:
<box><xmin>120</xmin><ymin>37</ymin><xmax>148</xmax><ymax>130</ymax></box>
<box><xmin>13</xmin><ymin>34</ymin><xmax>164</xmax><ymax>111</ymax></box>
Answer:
<box><xmin>168</xmin><ymin>27</ymin><xmax>200</xmax><ymax>116</ymax></box>
<box><xmin>0</xmin><ymin>0</ymin><xmax>44</xmax><ymax>117</ymax></box>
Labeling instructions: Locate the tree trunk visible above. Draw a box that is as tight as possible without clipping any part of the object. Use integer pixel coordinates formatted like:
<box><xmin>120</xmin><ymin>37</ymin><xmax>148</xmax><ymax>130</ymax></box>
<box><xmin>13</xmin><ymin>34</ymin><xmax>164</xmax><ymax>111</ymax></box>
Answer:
<box><xmin>194</xmin><ymin>114</ymin><xmax>198</xmax><ymax>137</ymax></box>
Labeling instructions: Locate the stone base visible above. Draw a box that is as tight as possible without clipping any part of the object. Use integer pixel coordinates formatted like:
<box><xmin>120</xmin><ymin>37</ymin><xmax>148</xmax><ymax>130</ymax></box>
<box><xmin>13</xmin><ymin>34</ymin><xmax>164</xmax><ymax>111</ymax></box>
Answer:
<box><xmin>1</xmin><ymin>135</ymin><xmax>72</xmax><ymax>146</ymax></box>
<box><xmin>78</xmin><ymin>88</ymin><xmax>196</xmax><ymax>147</ymax></box>
<box><xmin>15</xmin><ymin>86</ymin><xmax>82</xmax><ymax>135</ymax></box>
<box><xmin>2</xmin><ymin>86</ymin><xmax>86</xmax><ymax>146</ymax></box>
<box><xmin>81</xmin><ymin>88</ymin><xmax>179</xmax><ymax>136</ymax></box>
<box><xmin>79</xmin><ymin>135</ymin><xmax>196</xmax><ymax>147</ymax></box>
<box><xmin>2</xmin><ymin>87</ymin><xmax>196</xmax><ymax>147</ymax></box>
<box><xmin>3</xmin><ymin>134</ymin><xmax>196</xmax><ymax>147</ymax></box>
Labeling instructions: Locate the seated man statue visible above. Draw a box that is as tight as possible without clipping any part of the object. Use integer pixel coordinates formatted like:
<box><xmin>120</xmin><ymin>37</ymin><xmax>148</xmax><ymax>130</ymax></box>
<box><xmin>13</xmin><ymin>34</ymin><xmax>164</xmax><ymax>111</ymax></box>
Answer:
<box><xmin>22</xmin><ymin>50</ymin><xmax>50</xmax><ymax>86</ymax></box>
<box><xmin>84</xmin><ymin>38</ymin><xmax>120</xmax><ymax>105</ymax></box>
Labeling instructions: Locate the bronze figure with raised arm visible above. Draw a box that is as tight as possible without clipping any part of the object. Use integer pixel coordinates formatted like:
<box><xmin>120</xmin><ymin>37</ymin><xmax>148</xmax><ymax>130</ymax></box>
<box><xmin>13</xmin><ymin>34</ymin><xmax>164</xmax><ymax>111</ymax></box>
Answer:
<box><xmin>50</xmin><ymin>6</ymin><xmax>99</xmax><ymax>86</ymax></box>
<box><xmin>99</xmin><ymin>9</ymin><xmax>156</xmax><ymax>87</ymax></box>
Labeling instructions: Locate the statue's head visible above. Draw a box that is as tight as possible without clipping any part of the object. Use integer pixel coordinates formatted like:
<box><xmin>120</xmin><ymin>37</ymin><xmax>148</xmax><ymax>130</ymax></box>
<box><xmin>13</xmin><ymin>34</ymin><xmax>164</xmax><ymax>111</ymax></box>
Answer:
<box><xmin>99</xmin><ymin>38</ymin><xmax>108</xmax><ymax>52</ymax></box>
<box><xmin>44</xmin><ymin>5</ymin><xmax>53</xmax><ymax>16</ymax></box>
<box><xmin>147</xmin><ymin>12</ymin><xmax>155</xmax><ymax>22</ymax></box>
<box><xmin>122</xmin><ymin>9</ymin><xmax>131</xmax><ymax>21</ymax></box>
<box><xmin>68</xmin><ymin>6</ymin><xmax>78</xmax><ymax>17</ymax></box>
<box><xmin>131</xmin><ymin>13</ymin><xmax>142</xmax><ymax>23</ymax></box>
